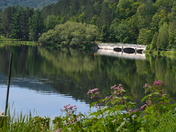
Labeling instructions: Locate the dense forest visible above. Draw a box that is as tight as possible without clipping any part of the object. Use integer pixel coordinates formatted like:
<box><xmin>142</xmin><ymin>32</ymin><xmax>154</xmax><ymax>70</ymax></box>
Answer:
<box><xmin>0</xmin><ymin>0</ymin><xmax>176</xmax><ymax>50</ymax></box>
<box><xmin>0</xmin><ymin>0</ymin><xmax>59</xmax><ymax>10</ymax></box>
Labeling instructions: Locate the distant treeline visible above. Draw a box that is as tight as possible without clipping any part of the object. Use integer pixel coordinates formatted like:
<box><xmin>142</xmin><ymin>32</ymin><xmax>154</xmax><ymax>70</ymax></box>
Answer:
<box><xmin>0</xmin><ymin>0</ymin><xmax>59</xmax><ymax>10</ymax></box>
<box><xmin>0</xmin><ymin>0</ymin><xmax>176</xmax><ymax>50</ymax></box>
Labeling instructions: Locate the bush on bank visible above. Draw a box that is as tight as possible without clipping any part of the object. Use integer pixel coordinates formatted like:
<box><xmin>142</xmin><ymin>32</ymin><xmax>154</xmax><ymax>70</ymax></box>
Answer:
<box><xmin>0</xmin><ymin>80</ymin><xmax>176</xmax><ymax>132</ymax></box>
<box><xmin>39</xmin><ymin>21</ymin><xmax>99</xmax><ymax>47</ymax></box>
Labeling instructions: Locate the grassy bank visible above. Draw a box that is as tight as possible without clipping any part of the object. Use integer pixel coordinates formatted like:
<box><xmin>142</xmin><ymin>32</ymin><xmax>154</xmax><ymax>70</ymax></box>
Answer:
<box><xmin>0</xmin><ymin>81</ymin><xmax>176</xmax><ymax>132</ymax></box>
<box><xmin>0</xmin><ymin>36</ymin><xmax>41</xmax><ymax>46</ymax></box>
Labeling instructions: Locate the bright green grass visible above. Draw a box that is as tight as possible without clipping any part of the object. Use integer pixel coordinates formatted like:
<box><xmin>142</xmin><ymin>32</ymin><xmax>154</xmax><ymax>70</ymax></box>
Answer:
<box><xmin>0</xmin><ymin>36</ymin><xmax>41</xmax><ymax>46</ymax></box>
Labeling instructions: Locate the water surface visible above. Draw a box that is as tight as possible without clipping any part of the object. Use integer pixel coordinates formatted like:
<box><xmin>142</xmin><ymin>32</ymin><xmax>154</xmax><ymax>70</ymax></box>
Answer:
<box><xmin>0</xmin><ymin>45</ymin><xmax>176</xmax><ymax>117</ymax></box>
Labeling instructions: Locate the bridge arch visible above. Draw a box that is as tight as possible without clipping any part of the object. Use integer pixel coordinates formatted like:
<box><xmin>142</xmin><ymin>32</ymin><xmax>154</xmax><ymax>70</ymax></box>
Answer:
<box><xmin>137</xmin><ymin>49</ymin><xmax>143</xmax><ymax>54</ymax></box>
<box><xmin>123</xmin><ymin>48</ymin><xmax>135</xmax><ymax>54</ymax></box>
<box><xmin>114</xmin><ymin>47</ymin><xmax>122</xmax><ymax>52</ymax></box>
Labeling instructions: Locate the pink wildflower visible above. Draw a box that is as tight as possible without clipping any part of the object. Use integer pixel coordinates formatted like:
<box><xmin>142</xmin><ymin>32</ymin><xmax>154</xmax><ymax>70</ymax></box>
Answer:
<box><xmin>114</xmin><ymin>87</ymin><xmax>123</xmax><ymax>90</ymax></box>
<box><xmin>133</xmin><ymin>109</ymin><xmax>139</xmax><ymax>112</ymax></box>
<box><xmin>140</xmin><ymin>104</ymin><xmax>147</xmax><ymax>110</ymax></box>
<box><xmin>63</xmin><ymin>104</ymin><xmax>77</xmax><ymax>112</ymax></box>
<box><xmin>113</xmin><ymin>91</ymin><xmax>117</xmax><ymax>94</ymax></box>
<box><xmin>55</xmin><ymin>128</ymin><xmax>62</xmax><ymax>132</ymax></box>
<box><xmin>118</xmin><ymin>84</ymin><xmax>123</xmax><ymax>87</ymax></box>
<box><xmin>87</xmin><ymin>88</ymin><xmax>99</xmax><ymax>94</ymax></box>
<box><xmin>95</xmin><ymin>92</ymin><xmax>100</xmax><ymax>94</ymax></box>
<box><xmin>162</xmin><ymin>93</ymin><xmax>167</xmax><ymax>96</ymax></box>
<box><xmin>153</xmin><ymin>80</ymin><xmax>164</xmax><ymax>86</ymax></box>
<box><xmin>143</xmin><ymin>83</ymin><xmax>149</xmax><ymax>88</ymax></box>
<box><xmin>111</xmin><ymin>85</ymin><xmax>116</xmax><ymax>89</ymax></box>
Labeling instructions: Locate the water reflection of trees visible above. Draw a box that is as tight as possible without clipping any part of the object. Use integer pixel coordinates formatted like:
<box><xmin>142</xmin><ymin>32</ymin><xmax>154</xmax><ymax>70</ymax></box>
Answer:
<box><xmin>0</xmin><ymin>46</ymin><xmax>176</xmax><ymax>104</ymax></box>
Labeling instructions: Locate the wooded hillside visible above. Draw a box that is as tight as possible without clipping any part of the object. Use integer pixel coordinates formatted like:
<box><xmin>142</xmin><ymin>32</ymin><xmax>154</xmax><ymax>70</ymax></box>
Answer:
<box><xmin>1</xmin><ymin>0</ymin><xmax>176</xmax><ymax>50</ymax></box>
<box><xmin>41</xmin><ymin>0</ymin><xmax>176</xmax><ymax>50</ymax></box>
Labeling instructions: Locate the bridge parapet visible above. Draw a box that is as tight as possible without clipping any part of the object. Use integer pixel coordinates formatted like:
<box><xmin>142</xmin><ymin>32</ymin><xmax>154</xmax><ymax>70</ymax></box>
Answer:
<box><xmin>97</xmin><ymin>43</ymin><xmax>147</xmax><ymax>53</ymax></box>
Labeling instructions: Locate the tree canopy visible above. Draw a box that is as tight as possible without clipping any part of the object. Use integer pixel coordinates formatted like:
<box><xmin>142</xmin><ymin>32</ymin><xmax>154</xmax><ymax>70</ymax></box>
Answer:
<box><xmin>39</xmin><ymin>21</ymin><xmax>99</xmax><ymax>46</ymax></box>
<box><xmin>0</xmin><ymin>0</ymin><xmax>176</xmax><ymax>50</ymax></box>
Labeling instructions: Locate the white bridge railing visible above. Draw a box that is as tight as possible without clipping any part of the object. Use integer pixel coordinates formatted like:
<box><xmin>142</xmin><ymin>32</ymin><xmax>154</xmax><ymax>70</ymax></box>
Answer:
<box><xmin>97</xmin><ymin>43</ymin><xmax>147</xmax><ymax>53</ymax></box>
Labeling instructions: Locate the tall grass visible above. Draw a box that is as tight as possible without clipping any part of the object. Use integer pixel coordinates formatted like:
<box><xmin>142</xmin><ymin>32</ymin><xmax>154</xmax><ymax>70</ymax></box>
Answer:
<box><xmin>0</xmin><ymin>109</ymin><xmax>50</xmax><ymax>132</ymax></box>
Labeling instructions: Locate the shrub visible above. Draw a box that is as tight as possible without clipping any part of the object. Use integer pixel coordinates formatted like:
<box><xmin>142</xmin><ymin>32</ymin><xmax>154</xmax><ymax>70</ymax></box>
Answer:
<box><xmin>39</xmin><ymin>21</ymin><xmax>99</xmax><ymax>47</ymax></box>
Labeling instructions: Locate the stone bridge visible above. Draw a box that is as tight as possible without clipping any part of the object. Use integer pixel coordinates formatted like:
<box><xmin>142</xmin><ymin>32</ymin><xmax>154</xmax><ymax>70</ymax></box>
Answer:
<box><xmin>96</xmin><ymin>49</ymin><xmax>146</xmax><ymax>60</ymax></box>
<box><xmin>97</xmin><ymin>43</ymin><xmax>147</xmax><ymax>54</ymax></box>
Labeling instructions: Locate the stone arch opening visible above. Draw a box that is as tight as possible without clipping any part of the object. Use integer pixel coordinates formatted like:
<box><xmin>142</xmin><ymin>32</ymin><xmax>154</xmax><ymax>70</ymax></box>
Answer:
<box><xmin>123</xmin><ymin>48</ymin><xmax>135</xmax><ymax>54</ymax></box>
<box><xmin>137</xmin><ymin>49</ymin><xmax>143</xmax><ymax>54</ymax></box>
<box><xmin>114</xmin><ymin>48</ymin><xmax>122</xmax><ymax>52</ymax></box>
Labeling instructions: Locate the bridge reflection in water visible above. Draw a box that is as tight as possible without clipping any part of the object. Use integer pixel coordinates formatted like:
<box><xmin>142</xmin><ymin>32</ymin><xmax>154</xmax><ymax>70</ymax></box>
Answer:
<box><xmin>95</xmin><ymin>49</ymin><xmax>146</xmax><ymax>60</ymax></box>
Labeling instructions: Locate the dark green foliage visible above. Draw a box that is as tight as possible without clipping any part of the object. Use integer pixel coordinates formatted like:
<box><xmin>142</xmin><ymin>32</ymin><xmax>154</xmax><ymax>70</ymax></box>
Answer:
<box><xmin>29</xmin><ymin>10</ymin><xmax>44</xmax><ymax>41</ymax></box>
<box><xmin>156</xmin><ymin>23</ymin><xmax>169</xmax><ymax>50</ymax></box>
<box><xmin>0</xmin><ymin>7</ymin><xmax>44</xmax><ymax>41</ymax></box>
<box><xmin>0</xmin><ymin>0</ymin><xmax>176</xmax><ymax>49</ymax></box>
<box><xmin>10</xmin><ymin>7</ymin><xmax>34</xmax><ymax>40</ymax></box>
<box><xmin>39</xmin><ymin>21</ymin><xmax>99</xmax><ymax>46</ymax></box>
<box><xmin>44</xmin><ymin>15</ymin><xmax>65</xmax><ymax>31</ymax></box>
<box><xmin>137</xmin><ymin>28</ymin><xmax>153</xmax><ymax>45</ymax></box>
<box><xmin>0</xmin><ymin>0</ymin><xmax>60</xmax><ymax>10</ymax></box>
<box><xmin>1</xmin><ymin>7</ymin><xmax>16</xmax><ymax>37</ymax></box>
<box><xmin>39</xmin><ymin>0</ymin><xmax>176</xmax><ymax>49</ymax></box>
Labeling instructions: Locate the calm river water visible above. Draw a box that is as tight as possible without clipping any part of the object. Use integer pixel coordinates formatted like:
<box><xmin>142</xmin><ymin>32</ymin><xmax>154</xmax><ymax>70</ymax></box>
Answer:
<box><xmin>0</xmin><ymin>45</ymin><xmax>176</xmax><ymax>118</ymax></box>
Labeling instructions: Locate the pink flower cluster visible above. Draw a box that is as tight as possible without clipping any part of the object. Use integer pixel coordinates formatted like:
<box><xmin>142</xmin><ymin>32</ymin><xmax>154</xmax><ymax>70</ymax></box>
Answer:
<box><xmin>111</xmin><ymin>84</ymin><xmax>124</xmax><ymax>95</ymax></box>
<box><xmin>153</xmin><ymin>80</ymin><xmax>164</xmax><ymax>86</ymax></box>
<box><xmin>87</xmin><ymin>88</ymin><xmax>99</xmax><ymax>94</ymax></box>
<box><xmin>63</xmin><ymin>104</ymin><xmax>77</xmax><ymax>111</ymax></box>
<box><xmin>55</xmin><ymin>128</ymin><xmax>62</xmax><ymax>132</ymax></box>
<box><xmin>143</xmin><ymin>83</ymin><xmax>149</xmax><ymax>88</ymax></box>
<box><xmin>111</xmin><ymin>84</ymin><xmax>123</xmax><ymax>90</ymax></box>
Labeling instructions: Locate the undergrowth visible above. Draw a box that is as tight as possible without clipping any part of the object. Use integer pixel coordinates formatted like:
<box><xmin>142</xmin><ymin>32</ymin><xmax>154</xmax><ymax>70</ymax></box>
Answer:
<box><xmin>0</xmin><ymin>80</ymin><xmax>176</xmax><ymax>132</ymax></box>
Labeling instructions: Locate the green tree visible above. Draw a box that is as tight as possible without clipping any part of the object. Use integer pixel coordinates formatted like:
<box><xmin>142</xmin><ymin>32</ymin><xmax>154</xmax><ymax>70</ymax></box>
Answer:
<box><xmin>39</xmin><ymin>21</ymin><xmax>99</xmax><ymax>46</ymax></box>
<box><xmin>156</xmin><ymin>23</ymin><xmax>169</xmax><ymax>50</ymax></box>
<box><xmin>168</xmin><ymin>21</ymin><xmax>176</xmax><ymax>48</ymax></box>
<box><xmin>154</xmin><ymin>0</ymin><xmax>174</xmax><ymax>13</ymax></box>
<box><xmin>150</xmin><ymin>10</ymin><xmax>168</xmax><ymax>32</ymax></box>
<box><xmin>1</xmin><ymin>6</ymin><xmax>16</xmax><ymax>37</ymax></box>
<box><xmin>136</xmin><ymin>0</ymin><xmax>154</xmax><ymax>29</ymax></box>
<box><xmin>44</xmin><ymin>15</ymin><xmax>64</xmax><ymax>31</ymax></box>
<box><xmin>150</xmin><ymin>32</ymin><xmax>158</xmax><ymax>50</ymax></box>
<box><xmin>137</xmin><ymin>28</ymin><xmax>153</xmax><ymax>45</ymax></box>
<box><xmin>98</xmin><ymin>2</ymin><xmax>113</xmax><ymax>27</ymax></box>
<box><xmin>116</xmin><ymin>0</ymin><xmax>137</xmax><ymax>19</ymax></box>
<box><xmin>69</xmin><ymin>12</ymin><xmax>87</xmax><ymax>23</ymax></box>
<box><xmin>20</xmin><ymin>7</ymin><xmax>33</xmax><ymax>40</ymax></box>
<box><xmin>10</xmin><ymin>7</ymin><xmax>21</xmax><ymax>39</ymax></box>
<box><xmin>29</xmin><ymin>10</ymin><xmax>44</xmax><ymax>41</ymax></box>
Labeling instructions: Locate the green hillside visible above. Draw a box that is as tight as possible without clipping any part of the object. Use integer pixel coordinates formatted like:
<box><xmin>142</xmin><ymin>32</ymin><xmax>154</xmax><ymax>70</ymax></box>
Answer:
<box><xmin>1</xmin><ymin>0</ymin><xmax>176</xmax><ymax>51</ymax></box>
<box><xmin>0</xmin><ymin>0</ymin><xmax>60</xmax><ymax>10</ymax></box>
<box><xmin>40</xmin><ymin>0</ymin><xmax>176</xmax><ymax>50</ymax></box>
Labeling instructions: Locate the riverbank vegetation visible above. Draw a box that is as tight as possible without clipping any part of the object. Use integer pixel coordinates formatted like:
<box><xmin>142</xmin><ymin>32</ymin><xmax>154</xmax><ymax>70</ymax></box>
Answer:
<box><xmin>0</xmin><ymin>81</ymin><xmax>176</xmax><ymax>131</ymax></box>
<box><xmin>0</xmin><ymin>0</ymin><xmax>176</xmax><ymax>50</ymax></box>
<box><xmin>0</xmin><ymin>36</ymin><xmax>41</xmax><ymax>46</ymax></box>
